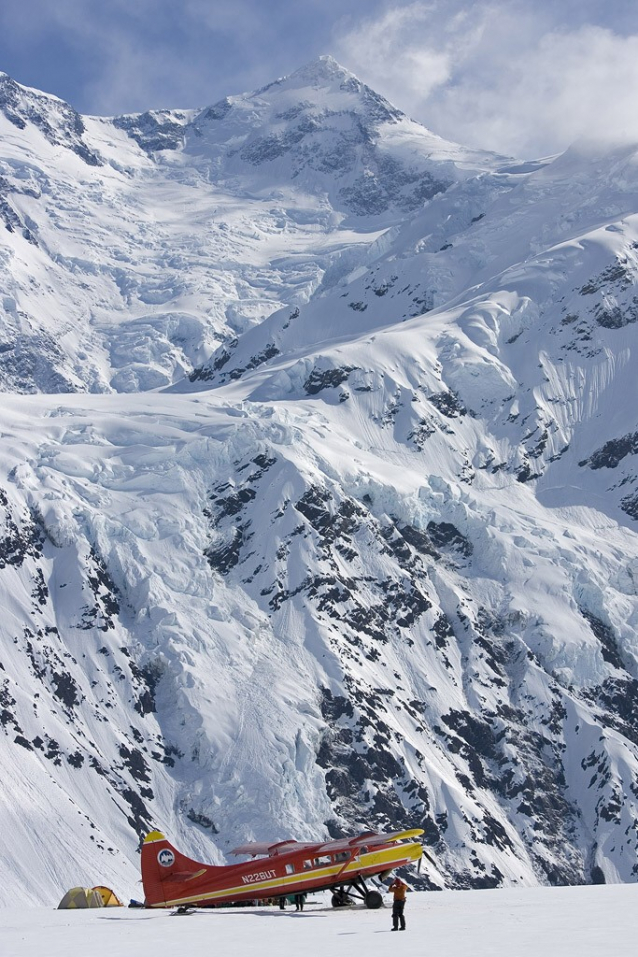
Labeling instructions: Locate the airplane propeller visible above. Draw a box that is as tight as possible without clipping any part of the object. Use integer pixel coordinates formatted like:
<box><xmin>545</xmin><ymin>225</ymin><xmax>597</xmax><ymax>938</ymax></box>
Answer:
<box><xmin>418</xmin><ymin>845</ymin><xmax>436</xmax><ymax>875</ymax></box>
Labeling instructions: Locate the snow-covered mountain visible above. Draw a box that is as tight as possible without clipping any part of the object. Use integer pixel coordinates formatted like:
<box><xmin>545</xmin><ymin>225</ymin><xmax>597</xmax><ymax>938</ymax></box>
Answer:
<box><xmin>1</xmin><ymin>57</ymin><xmax>638</xmax><ymax>906</ymax></box>
<box><xmin>0</xmin><ymin>58</ymin><xmax>499</xmax><ymax>395</ymax></box>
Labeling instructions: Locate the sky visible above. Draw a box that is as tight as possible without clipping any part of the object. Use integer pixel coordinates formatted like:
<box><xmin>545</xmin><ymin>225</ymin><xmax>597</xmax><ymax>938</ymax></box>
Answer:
<box><xmin>1</xmin><ymin>0</ymin><xmax>638</xmax><ymax>157</ymax></box>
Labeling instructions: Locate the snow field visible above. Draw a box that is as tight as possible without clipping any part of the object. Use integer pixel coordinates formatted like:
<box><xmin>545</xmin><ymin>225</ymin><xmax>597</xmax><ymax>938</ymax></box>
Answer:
<box><xmin>1</xmin><ymin>884</ymin><xmax>636</xmax><ymax>957</ymax></box>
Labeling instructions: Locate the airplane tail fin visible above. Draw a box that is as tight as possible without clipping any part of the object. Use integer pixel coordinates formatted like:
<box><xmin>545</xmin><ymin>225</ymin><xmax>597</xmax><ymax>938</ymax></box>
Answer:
<box><xmin>141</xmin><ymin>831</ymin><xmax>213</xmax><ymax>907</ymax></box>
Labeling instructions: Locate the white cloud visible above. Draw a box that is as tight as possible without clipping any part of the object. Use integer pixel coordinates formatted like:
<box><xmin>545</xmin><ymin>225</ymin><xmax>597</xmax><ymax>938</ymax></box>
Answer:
<box><xmin>335</xmin><ymin>4</ymin><xmax>454</xmax><ymax>98</ymax></box>
<box><xmin>334</xmin><ymin>1</ymin><xmax>638</xmax><ymax>157</ymax></box>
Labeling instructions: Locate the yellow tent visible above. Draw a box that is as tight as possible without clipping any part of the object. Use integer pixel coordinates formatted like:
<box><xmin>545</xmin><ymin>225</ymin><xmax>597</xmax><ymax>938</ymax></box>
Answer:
<box><xmin>92</xmin><ymin>885</ymin><xmax>123</xmax><ymax>907</ymax></box>
<box><xmin>58</xmin><ymin>887</ymin><xmax>104</xmax><ymax>909</ymax></box>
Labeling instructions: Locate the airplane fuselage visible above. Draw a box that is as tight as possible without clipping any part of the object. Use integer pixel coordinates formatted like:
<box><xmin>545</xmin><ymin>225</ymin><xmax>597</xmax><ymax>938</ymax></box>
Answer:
<box><xmin>141</xmin><ymin>830</ymin><xmax>423</xmax><ymax>909</ymax></box>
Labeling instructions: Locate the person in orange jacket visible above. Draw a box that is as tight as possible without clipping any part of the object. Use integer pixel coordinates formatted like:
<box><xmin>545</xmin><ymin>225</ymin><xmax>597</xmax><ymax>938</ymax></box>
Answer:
<box><xmin>387</xmin><ymin>876</ymin><xmax>408</xmax><ymax>931</ymax></box>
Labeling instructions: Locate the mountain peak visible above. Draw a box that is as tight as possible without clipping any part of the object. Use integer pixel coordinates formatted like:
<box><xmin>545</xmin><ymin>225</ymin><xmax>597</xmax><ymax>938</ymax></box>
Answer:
<box><xmin>255</xmin><ymin>54</ymin><xmax>376</xmax><ymax>103</ymax></box>
<box><xmin>247</xmin><ymin>54</ymin><xmax>406</xmax><ymax>131</ymax></box>
<box><xmin>287</xmin><ymin>54</ymin><xmax>356</xmax><ymax>86</ymax></box>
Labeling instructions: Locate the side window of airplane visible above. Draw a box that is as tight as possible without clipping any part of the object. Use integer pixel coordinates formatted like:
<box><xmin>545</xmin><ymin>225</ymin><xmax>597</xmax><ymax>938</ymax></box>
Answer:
<box><xmin>285</xmin><ymin>864</ymin><xmax>295</xmax><ymax>874</ymax></box>
<box><xmin>335</xmin><ymin>851</ymin><xmax>349</xmax><ymax>862</ymax></box>
<box><xmin>313</xmin><ymin>855</ymin><xmax>332</xmax><ymax>867</ymax></box>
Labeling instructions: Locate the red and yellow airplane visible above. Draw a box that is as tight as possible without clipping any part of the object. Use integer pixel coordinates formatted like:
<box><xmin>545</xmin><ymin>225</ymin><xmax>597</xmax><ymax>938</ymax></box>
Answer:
<box><xmin>141</xmin><ymin>828</ymin><xmax>424</xmax><ymax>910</ymax></box>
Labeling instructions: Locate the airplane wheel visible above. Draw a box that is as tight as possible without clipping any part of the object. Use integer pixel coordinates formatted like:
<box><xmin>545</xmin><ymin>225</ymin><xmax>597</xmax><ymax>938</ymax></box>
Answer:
<box><xmin>365</xmin><ymin>891</ymin><xmax>383</xmax><ymax>909</ymax></box>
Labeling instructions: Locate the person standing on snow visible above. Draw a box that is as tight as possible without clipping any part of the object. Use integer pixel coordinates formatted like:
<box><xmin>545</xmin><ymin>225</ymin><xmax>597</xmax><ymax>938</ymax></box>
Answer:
<box><xmin>387</xmin><ymin>876</ymin><xmax>408</xmax><ymax>931</ymax></box>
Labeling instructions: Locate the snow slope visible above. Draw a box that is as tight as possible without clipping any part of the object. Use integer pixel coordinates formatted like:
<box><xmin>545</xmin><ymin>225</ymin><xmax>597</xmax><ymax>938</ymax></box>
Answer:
<box><xmin>0</xmin><ymin>61</ymin><xmax>637</xmax><ymax>906</ymax></box>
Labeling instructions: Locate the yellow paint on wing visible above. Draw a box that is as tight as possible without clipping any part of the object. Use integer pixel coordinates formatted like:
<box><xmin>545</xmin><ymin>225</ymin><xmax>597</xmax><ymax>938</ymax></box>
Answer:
<box><xmin>391</xmin><ymin>829</ymin><xmax>425</xmax><ymax>841</ymax></box>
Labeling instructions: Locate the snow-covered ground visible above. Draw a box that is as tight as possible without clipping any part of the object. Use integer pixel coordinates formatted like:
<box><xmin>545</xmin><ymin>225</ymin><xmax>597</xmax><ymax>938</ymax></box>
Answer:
<box><xmin>2</xmin><ymin>885</ymin><xmax>636</xmax><ymax>957</ymax></box>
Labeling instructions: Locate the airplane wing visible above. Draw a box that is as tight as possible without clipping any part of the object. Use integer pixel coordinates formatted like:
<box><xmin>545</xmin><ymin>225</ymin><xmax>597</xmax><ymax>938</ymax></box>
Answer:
<box><xmin>230</xmin><ymin>829</ymin><xmax>424</xmax><ymax>858</ymax></box>
<box><xmin>230</xmin><ymin>840</ymin><xmax>323</xmax><ymax>857</ymax></box>
<box><xmin>315</xmin><ymin>828</ymin><xmax>425</xmax><ymax>854</ymax></box>
<box><xmin>354</xmin><ymin>828</ymin><xmax>424</xmax><ymax>845</ymax></box>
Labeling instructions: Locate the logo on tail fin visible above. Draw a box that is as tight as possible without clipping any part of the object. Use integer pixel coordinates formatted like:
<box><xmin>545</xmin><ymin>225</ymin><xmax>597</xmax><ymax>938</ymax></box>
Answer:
<box><xmin>158</xmin><ymin>849</ymin><xmax>175</xmax><ymax>867</ymax></box>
